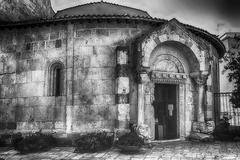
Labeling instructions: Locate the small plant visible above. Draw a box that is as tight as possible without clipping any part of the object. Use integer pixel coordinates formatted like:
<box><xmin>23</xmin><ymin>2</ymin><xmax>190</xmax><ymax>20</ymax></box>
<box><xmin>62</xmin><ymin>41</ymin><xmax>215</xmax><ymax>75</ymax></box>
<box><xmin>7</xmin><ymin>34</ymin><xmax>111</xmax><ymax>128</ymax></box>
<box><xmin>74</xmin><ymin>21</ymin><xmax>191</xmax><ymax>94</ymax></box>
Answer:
<box><xmin>13</xmin><ymin>131</ymin><xmax>56</xmax><ymax>153</ymax></box>
<box><xmin>74</xmin><ymin>131</ymin><xmax>114</xmax><ymax>153</ymax></box>
<box><xmin>0</xmin><ymin>137</ymin><xmax>6</xmax><ymax>147</ymax></box>
<box><xmin>116</xmin><ymin>123</ymin><xmax>144</xmax><ymax>147</ymax></box>
<box><xmin>213</xmin><ymin>114</ymin><xmax>235</xmax><ymax>141</ymax></box>
<box><xmin>115</xmin><ymin>123</ymin><xmax>146</xmax><ymax>154</ymax></box>
<box><xmin>116</xmin><ymin>132</ymin><xmax>144</xmax><ymax>147</ymax></box>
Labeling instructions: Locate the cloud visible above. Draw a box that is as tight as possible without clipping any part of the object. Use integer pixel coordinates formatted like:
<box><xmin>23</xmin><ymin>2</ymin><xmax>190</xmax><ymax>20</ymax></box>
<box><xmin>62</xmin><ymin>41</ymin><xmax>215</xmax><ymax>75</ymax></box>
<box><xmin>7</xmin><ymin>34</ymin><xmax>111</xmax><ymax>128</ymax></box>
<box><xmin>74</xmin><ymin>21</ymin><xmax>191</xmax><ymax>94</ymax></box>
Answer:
<box><xmin>173</xmin><ymin>0</ymin><xmax>240</xmax><ymax>27</ymax></box>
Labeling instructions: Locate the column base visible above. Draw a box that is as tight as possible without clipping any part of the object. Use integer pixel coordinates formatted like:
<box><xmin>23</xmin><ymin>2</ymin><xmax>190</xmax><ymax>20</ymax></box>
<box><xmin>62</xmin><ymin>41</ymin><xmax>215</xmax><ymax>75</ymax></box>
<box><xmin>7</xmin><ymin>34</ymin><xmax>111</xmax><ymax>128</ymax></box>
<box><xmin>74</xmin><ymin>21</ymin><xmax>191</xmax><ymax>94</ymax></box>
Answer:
<box><xmin>188</xmin><ymin>121</ymin><xmax>215</xmax><ymax>142</ymax></box>
<box><xmin>192</xmin><ymin>121</ymin><xmax>215</xmax><ymax>134</ymax></box>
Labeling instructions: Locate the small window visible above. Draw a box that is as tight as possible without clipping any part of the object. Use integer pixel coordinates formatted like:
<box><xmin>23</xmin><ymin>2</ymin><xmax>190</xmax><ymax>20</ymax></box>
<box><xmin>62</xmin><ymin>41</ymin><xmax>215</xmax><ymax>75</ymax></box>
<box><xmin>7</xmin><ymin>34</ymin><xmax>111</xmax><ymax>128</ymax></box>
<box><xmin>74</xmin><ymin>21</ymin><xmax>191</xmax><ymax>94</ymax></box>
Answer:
<box><xmin>55</xmin><ymin>39</ymin><xmax>62</xmax><ymax>48</ymax></box>
<box><xmin>26</xmin><ymin>43</ymin><xmax>31</xmax><ymax>50</ymax></box>
<box><xmin>49</xmin><ymin>62</ymin><xmax>64</xmax><ymax>96</ymax></box>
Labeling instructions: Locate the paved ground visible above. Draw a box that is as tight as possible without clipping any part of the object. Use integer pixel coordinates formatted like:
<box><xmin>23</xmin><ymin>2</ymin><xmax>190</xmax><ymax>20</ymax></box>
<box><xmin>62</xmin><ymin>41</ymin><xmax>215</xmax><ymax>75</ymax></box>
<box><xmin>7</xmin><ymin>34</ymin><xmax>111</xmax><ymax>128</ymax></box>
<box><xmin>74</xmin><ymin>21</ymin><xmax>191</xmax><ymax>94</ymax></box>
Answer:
<box><xmin>1</xmin><ymin>141</ymin><xmax>240</xmax><ymax>160</ymax></box>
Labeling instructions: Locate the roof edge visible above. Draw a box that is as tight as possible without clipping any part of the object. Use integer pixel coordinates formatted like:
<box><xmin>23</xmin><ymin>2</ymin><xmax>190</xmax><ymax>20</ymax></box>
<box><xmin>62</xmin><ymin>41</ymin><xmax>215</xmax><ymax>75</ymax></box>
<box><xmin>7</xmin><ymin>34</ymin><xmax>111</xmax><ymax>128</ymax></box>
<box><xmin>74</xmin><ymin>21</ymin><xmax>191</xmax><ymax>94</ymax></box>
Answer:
<box><xmin>54</xmin><ymin>1</ymin><xmax>151</xmax><ymax>18</ymax></box>
<box><xmin>0</xmin><ymin>15</ymin><xmax>225</xmax><ymax>58</ymax></box>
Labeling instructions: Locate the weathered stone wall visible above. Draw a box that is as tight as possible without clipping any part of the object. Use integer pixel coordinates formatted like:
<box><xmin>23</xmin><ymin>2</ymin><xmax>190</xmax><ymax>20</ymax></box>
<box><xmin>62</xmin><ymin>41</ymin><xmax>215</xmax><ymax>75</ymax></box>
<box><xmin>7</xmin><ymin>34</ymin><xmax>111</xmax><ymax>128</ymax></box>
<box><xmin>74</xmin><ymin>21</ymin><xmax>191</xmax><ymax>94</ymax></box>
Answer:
<box><xmin>70</xmin><ymin>22</ymin><xmax>151</xmax><ymax>132</ymax></box>
<box><xmin>0</xmin><ymin>21</ymin><xmax>151</xmax><ymax>133</ymax></box>
<box><xmin>0</xmin><ymin>25</ymin><xmax>67</xmax><ymax>131</ymax></box>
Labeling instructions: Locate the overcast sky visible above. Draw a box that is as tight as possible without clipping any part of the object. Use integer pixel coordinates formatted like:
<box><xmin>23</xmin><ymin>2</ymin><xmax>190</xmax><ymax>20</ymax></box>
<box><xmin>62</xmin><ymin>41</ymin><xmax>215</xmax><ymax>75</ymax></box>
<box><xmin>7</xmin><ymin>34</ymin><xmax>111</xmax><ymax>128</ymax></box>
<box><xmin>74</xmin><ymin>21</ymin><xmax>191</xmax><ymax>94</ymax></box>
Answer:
<box><xmin>51</xmin><ymin>0</ymin><xmax>240</xmax><ymax>36</ymax></box>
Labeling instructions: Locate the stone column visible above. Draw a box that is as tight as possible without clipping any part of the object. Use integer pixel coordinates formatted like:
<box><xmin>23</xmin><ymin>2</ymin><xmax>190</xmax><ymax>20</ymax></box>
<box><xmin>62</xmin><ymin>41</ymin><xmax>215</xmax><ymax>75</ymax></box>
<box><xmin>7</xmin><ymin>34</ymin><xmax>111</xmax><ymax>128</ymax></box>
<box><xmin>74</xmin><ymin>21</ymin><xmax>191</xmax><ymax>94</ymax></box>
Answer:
<box><xmin>190</xmin><ymin>72</ymin><xmax>208</xmax><ymax>122</ymax></box>
<box><xmin>137</xmin><ymin>72</ymin><xmax>149</xmax><ymax>125</ymax></box>
<box><xmin>196</xmin><ymin>77</ymin><xmax>207</xmax><ymax>122</ymax></box>
<box><xmin>65</xmin><ymin>22</ymin><xmax>74</xmax><ymax>133</ymax></box>
<box><xmin>115</xmin><ymin>47</ymin><xmax>130</xmax><ymax>129</ymax></box>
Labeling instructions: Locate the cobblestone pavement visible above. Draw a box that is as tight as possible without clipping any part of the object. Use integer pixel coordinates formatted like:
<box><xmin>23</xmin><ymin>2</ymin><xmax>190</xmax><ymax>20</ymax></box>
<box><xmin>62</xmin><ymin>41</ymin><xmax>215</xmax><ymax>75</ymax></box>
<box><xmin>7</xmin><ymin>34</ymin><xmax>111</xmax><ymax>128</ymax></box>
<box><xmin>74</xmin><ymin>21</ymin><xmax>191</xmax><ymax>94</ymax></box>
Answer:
<box><xmin>1</xmin><ymin>141</ymin><xmax>240</xmax><ymax>160</ymax></box>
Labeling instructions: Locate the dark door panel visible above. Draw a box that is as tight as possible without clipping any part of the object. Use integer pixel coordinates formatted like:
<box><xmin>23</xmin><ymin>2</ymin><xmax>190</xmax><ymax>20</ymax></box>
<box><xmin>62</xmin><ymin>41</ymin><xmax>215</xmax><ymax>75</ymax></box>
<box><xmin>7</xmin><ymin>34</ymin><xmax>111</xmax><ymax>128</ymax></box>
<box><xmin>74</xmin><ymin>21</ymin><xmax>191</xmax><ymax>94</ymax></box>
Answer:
<box><xmin>154</xmin><ymin>84</ymin><xmax>177</xmax><ymax>140</ymax></box>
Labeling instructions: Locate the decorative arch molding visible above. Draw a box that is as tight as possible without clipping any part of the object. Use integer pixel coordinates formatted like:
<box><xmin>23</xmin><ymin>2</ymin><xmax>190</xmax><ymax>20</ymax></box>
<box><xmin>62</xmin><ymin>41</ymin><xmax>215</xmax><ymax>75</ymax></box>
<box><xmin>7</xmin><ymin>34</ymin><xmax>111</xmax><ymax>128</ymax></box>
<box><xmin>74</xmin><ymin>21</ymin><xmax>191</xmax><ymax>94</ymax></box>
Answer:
<box><xmin>139</xmin><ymin>18</ymin><xmax>209</xmax><ymax>71</ymax></box>
<box><xmin>151</xmin><ymin>54</ymin><xmax>184</xmax><ymax>73</ymax></box>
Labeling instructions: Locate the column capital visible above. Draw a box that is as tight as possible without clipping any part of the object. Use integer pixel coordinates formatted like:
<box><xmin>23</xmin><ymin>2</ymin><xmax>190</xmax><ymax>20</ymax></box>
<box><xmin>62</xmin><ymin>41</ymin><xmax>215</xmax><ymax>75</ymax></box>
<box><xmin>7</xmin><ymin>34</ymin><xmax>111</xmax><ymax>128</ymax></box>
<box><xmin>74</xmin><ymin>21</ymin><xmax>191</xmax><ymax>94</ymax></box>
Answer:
<box><xmin>138</xmin><ymin>72</ymin><xmax>150</xmax><ymax>84</ymax></box>
<box><xmin>190</xmin><ymin>71</ymin><xmax>209</xmax><ymax>86</ymax></box>
<box><xmin>195</xmin><ymin>75</ymin><xmax>208</xmax><ymax>86</ymax></box>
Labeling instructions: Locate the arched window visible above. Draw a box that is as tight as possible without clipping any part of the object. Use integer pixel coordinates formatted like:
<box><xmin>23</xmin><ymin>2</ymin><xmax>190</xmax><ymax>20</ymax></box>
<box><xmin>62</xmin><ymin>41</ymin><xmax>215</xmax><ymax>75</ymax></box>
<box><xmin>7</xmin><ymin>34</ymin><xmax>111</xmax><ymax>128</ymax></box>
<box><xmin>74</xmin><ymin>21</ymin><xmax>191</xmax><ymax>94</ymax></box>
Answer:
<box><xmin>49</xmin><ymin>62</ymin><xmax>64</xmax><ymax>96</ymax></box>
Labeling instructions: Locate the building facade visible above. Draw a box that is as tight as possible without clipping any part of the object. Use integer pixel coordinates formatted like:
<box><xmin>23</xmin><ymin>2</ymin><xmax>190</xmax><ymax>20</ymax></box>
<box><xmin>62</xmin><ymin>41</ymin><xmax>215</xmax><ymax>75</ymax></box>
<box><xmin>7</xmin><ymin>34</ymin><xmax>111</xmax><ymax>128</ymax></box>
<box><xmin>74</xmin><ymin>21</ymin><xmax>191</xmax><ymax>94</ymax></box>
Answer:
<box><xmin>0</xmin><ymin>1</ymin><xmax>225</xmax><ymax>140</ymax></box>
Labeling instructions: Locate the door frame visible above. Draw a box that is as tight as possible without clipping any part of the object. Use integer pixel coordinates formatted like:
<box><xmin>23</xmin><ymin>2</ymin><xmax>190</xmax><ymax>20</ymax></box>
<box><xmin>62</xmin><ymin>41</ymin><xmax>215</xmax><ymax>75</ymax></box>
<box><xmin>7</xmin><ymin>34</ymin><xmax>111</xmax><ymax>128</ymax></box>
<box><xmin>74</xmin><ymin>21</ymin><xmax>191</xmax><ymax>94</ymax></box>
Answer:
<box><xmin>154</xmin><ymin>83</ymin><xmax>180</xmax><ymax>140</ymax></box>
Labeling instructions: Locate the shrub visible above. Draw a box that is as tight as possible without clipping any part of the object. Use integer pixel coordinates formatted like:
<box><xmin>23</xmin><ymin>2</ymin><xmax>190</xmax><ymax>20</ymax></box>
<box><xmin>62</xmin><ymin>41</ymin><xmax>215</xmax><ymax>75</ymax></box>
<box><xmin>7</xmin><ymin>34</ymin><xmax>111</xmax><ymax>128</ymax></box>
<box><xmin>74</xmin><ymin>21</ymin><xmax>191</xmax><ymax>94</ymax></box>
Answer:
<box><xmin>116</xmin><ymin>132</ymin><xmax>144</xmax><ymax>147</ymax></box>
<box><xmin>116</xmin><ymin>123</ymin><xmax>145</xmax><ymax>147</ymax></box>
<box><xmin>13</xmin><ymin>131</ymin><xmax>56</xmax><ymax>153</ymax></box>
<box><xmin>0</xmin><ymin>137</ymin><xmax>6</xmax><ymax>147</ymax></box>
<box><xmin>74</xmin><ymin>131</ymin><xmax>114</xmax><ymax>153</ymax></box>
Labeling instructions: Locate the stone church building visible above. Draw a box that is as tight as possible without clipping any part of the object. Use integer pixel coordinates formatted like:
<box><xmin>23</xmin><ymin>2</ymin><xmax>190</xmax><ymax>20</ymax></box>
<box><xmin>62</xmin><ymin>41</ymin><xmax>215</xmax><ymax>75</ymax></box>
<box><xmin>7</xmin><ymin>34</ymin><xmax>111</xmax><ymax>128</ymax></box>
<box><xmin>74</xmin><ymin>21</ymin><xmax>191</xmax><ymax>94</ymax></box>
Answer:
<box><xmin>0</xmin><ymin>1</ymin><xmax>225</xmax><ymax>140</ymax></box>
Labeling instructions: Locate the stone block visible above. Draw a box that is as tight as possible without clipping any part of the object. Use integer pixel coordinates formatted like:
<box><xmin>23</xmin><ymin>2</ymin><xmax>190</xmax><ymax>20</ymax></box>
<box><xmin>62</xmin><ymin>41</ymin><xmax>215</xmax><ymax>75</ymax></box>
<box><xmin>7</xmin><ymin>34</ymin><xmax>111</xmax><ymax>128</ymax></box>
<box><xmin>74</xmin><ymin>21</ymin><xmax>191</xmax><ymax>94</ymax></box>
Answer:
<box><xmin>31</xmin><ymin>70</ymin><xmax>44</xmax><ymax>82</ymax></box>
<box><xmin>26</xmin><ymin>71</ymin><xmax>32</xmax><ymax>82</ymax></box>
<box><xmin>50</xmin><ymin>32</ymin><xmax>60</xmax><ymax>40</ymax></box>
<box><xmin>117</xmin><ymin>119</ymin><xmax>129</xmax><ymax>129</ymax></box>
<box><xmin>46</xmin><ymin>40</ymin><xmax>56</xmax><ymax>49</ymax></box>
<box><xmin>90</xmin><ymin>46</ymin><xmax>115</xmax><ymax>67</ymax></box>
<box><xmin>33</xmin><ymin>105</ymin><xmax>54</xmax><ymax>121</ymax></box>
<box><xmin>130</xmin><ymin>29</ymin><xmax>142</xmax><ymax>36</ymax></box>
<box><xmin>117</xmin><ymin>49</ymin><xmax>128</xmax><ymax>65</ymax></box>
<box><xmin>73</xmin><ymin>56</ymin><xmax>84</xmax><ymax>69</ymax></box>
<box><xmin>54</xmin><ymin>106</ymin><xmax>65</xmax><ymax>122</ymax></box>
<box><xmin>0</xmin><ymin>84</ymin><xmax>16</xmax><ymax>98</ymax></box>
<box><xmin>86</xmin><ymin>67</ymin><xmax>102</xmax><ymax>79</ymax></box>
<box><xmin>39</xmin><ymin>122</ymin><xmax>54</xmax><ymax>130</ymax></box>
<box><xmin>16</xmin><ymin>72</ymin><xmax>27</xmax><ymax>83</ymax></box>
<box><xmin>116</xmin><ymin>94</ymin><xmax>129</xmax><ymax>104</ymax></box>
<box><xmin>96</xmin><ymin>29</ymin><xmax>109</xmax><ymax>36</ymax></box>
<box><xmin>116</xmin><ymin>65</ymin><xmax>128</xmax><ymax>77</ymax></box>
<box><xmin>28</xmin><ymin>97</ymin><xmax>40</xmax><ymax>106</ymax></box>
<box><xmin>144</xmin><ymin>94</ymin><xmax>151</xmax><ymax>105</ymax></box>
<box><xmin>75</xmin><ymin>29</ymin><xmax>92</xmax><ymax>38</ymax></box>
<box><xmin>16</xmin><ymin>60</ymin><xmax>29</xmax><ymax>73</ymax></box>
<box><xmin>17</xmin><ymin>97</ymin><xmax>26</xmax><ymax>106</ymax></box>
<box><xmin>66</xmin><ymin>105</ymin><xmax>73</xmax><ymax>133</ymax></box>
<box><xmin>192</xmin><ymin>121</ymin><xmax>215</xmax><ymax>134</ymax></box>
<box><xmin>78</xmin><ymin>79</ymin><xmax>93</xmax><ymax>95</ymax></box>
<box><xmin>101</xmin><ymin>67</ymin><xmax>115</xmax><ymax>79</ymax></box>
<box><xmin>16</xmin><ymin>82</ymin><xmax>44</xmax><ymax>97</ymax></box>
<box><xmin>38</xmin><ymin>96</ymin><xmax>55</xmax><ymax>106</ymax></box>
<box><xmin>0</xmin><ymin>122</ymin><xmax>16</xmax><ymax>130</ymax></box>
<box><xmin>66</xmin><ymin>68</ymin><xmax>73</xmax><ymax>81</ymax></box>
<box><xmin>207</xmin><ymin>91</ymin><xmax>213</xmax><ymax>105</ymax></box>
<box><xmin>2</xmin><ymin>74</ymin><xmax>16</xmax><ymax>84</ymax></box>
<box><xmin>55</xmin><ymin>96</ymin><xmax>67</xmax><ymax>106</ymax></box>
<box><xmin>74</xmin><ymin>46</ymin><xmax>93</xmax><ymax>56</ymax></box>
<box><xmin>92</xmin><ymin>94</ymin><xmax>115</xmax><ymax>105</ymax></box>
<box><xmin>117</xmin><ymin>104</ymin><xmax>130</xmax><ymax>120</ymax></box>
<box><xmin>108</xmin><ymin>104</ymin><xmax>117</xmax><ymax>120</ymax></box>
<box><xmin>0</xmin><ymin>63</ymin><xmax>3</xmax><ymax>74</ymax></box>
<box><xmin>37</xmin><ymin>33</ymin><xmax>49</xmax><ymax>41</ymax></box>
<box><xmin>93</xmin><ymin>79</ymin><xmax>114</xmax><ymax>95</ymax></box>
<box><xmin>206</xmin><ymin>110</ymin><xmax>213</xmax><ymax>119</ymax></box>
<box><xmin>66</xmin><ymin>80</ymin><xmax>73</xmax><ymax>95</ymax></box>
<box><xmin>116</xmin><ymin>77</ymin><xmax>129</xmax><ymax>94</ymax></box>
<box><xmin>15</xmin><ymin>106</ymin><xmax>34</xmax><ymax>122</ymax></box>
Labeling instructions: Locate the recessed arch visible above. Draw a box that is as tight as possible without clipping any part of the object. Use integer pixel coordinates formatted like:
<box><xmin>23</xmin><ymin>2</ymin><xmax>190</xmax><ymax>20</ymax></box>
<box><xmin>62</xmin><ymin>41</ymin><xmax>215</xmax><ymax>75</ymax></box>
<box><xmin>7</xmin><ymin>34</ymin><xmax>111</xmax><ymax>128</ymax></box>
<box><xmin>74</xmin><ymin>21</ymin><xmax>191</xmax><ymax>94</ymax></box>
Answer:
<box><xmin>48</xmin><ymin>61</ymin><xmax>65</xmax><ymax>97</ymax></box>
<box><xmin>151</xmin><ymin>54</ymin><xmax>185</xmax><ymax>73</ymax></box>
<box><xmin>149</xmin><ymin>41</ymin><xmax>200</xmax><ymax>73</ymax></box>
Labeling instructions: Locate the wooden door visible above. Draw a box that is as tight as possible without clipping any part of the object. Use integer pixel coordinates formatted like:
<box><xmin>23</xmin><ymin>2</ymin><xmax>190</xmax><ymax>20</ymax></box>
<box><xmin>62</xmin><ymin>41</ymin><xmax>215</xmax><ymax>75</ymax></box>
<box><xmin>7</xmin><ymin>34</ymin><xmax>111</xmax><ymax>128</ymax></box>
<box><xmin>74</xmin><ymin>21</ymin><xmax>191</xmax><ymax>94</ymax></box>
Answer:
<box><xmin>154</xmin><ymin>84</ymin><xmax>178</xmax><ymax>140</ymax></box>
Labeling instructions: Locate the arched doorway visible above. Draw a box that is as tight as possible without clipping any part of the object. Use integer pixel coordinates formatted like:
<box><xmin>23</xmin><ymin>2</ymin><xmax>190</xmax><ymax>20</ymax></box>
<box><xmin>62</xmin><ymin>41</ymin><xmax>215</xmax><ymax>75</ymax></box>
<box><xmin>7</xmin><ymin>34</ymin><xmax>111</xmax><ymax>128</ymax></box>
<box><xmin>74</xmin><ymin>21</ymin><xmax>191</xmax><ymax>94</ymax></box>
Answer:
<box><xmin>149</xmin><ymin>42</ymin><xmax>200</xmax><ymax>140</ymax></box>
<box><xmin>137</xmin><ymin>41</ymin><xmax>203</xmax><ymax>140</ymax></box>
